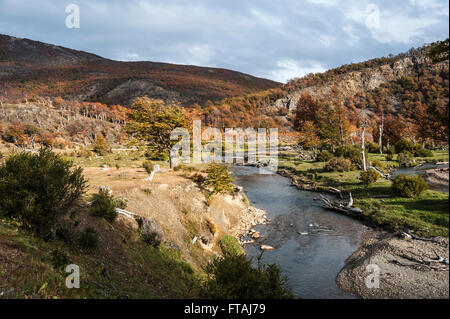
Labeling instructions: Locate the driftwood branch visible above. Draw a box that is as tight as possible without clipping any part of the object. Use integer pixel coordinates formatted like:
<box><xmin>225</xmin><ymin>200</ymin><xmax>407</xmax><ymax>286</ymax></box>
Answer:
<box><xmin>320</xmin><ymin>193</ymin><xmax>362</xmax><ymax>214</ymax></box>
<box><xmin>116</xmin><ymin>208</ymin><xmax>139</xmax><ymax>219</ymax></box>
<box><xmin>82</xmin><ymin>200</ymin><xmax>139</xmax><ymax>220</ymax></box>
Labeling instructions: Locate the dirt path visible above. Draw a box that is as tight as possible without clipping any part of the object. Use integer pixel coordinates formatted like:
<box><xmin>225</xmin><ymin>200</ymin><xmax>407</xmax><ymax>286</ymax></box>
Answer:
<box><xmin>337</xmin><ymin>230</ymin><xmax>449</xmax><ymax>299</ymax></box>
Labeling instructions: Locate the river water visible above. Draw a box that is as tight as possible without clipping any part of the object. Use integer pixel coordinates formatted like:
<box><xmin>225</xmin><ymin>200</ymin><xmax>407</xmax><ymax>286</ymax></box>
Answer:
<box><xmin>231</xmin><ymin>166</ymin><xmax>367</xmax><ymax>299</ymax></box>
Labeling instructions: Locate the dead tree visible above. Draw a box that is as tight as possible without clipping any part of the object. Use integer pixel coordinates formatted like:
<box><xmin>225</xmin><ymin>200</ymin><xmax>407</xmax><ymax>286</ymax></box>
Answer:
<box><xmin>378</xmin><ymin>115</ymin><xmax>384</xmax><ymax>154</ymax></box>
<box><xmin>359</xmin><ymin>110</ymin><xmax>369</xmax><ymax>171</ymax></box>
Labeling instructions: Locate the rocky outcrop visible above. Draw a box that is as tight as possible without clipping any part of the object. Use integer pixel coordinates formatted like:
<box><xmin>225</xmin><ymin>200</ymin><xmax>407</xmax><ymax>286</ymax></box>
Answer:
<box><xmin>276</xmin><ymin>54</ymin><xmax>446</xmax><ymax>113</ymax></box>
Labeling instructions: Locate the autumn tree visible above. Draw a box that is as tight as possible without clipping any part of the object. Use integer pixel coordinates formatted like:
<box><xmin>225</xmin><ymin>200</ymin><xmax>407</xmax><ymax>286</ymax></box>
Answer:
<box><xmin>93</xmin><ymin>133</ymin><xmax>108</xmax><ymax>155</ymax></box>
<box><xmin>294</xmin><ymin>93</ymin><xmax>321</xmax><ymax>130</ymax></box>
<box><xmin>297</xmin><ymin>121</ymin><xmax>321</xmax><ymax>154</ymax></box>
<box><xmin>126</xmin><ymin>98</ymin><xmax>187</xmax><ymax>167</ymax></box>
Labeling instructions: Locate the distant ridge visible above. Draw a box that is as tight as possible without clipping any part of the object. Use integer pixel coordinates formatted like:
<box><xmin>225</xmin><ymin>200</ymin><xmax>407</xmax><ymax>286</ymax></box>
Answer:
<box><xmin>0</xmin><ymin>34</ymin><xmax>280</xmax><ymax>106</ymax></box>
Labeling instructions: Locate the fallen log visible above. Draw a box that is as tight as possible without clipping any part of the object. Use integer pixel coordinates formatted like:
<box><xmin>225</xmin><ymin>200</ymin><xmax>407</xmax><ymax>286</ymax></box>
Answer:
<box><xmin>116</xmin><ymin>208</ymin><xmax>139</xmax><ymax>219</ymax></box>
<box><xmin>320</xmin><ymin>193</ymin><xmax>363</xmax><ymax>214</ymax></box>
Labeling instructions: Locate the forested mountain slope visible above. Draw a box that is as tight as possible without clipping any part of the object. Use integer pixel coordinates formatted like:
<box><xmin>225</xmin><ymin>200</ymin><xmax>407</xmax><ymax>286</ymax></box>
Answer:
<box><xmin>0</xmin><ymin>34</ymin><xmax>280</xmax><ymax>106</ymax></box>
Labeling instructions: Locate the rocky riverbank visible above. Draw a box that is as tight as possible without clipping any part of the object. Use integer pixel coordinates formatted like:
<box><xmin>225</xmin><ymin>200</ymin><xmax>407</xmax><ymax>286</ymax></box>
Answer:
<box><xmin>337</xmin><ymin>229</ymin><xmax>449</xmax><ymax>299</ymax></box>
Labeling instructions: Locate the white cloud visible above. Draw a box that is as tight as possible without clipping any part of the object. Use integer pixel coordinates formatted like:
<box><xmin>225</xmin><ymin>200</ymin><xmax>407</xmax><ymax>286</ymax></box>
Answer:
<box><xmin>126</xmin><ymin>53</ymin><xmax>140</xmax><ymax>60</ymax></box>
<box><xmin>0</xmin><ymin>0</ymin><xmax>448</xmax><ymax>82</ymax></box>
<box><xmin>187</xmin><ymin>45</ymin><xmax>215</xmax><ymax>66</ymax></box>
<box><xmin>270</xmin><ymin>59</ymin><xmax>326</xmax><ymax>83</ymax></box>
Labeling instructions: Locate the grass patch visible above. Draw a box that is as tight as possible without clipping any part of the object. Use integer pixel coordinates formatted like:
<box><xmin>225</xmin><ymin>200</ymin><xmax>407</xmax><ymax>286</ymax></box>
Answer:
<box><xmin>279</xmin><ymin>150</ymin><xmax>449</xmax><ymax>237</ymax></box>
<box><xmin>0</xmin><ymin>219</ymin><xmax>200</xmax><ymax>298</ymax></box>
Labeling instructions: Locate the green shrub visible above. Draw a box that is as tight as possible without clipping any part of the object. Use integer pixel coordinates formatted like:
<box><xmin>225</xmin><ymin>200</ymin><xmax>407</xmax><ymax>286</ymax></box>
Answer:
<box><xmin>219</xmin><ymin>235</ymin><xmax>244</xmax><ymax>256</ymax></box>
<box><xmin>360</xmin><ymin>169</ymin><xmax>380</xmax><ymax>185</ymax></box>
<box><xmin>142</xmin><ymin>161</ymin><xmax>154</xmax><ymax>174</ymax></box>
<box><xmin>145</xmin><ymin>149</ymin><xmax>168</xmax><ymax>161</ymax></box>
<box><xmin>89</xmin><ymin>190</ymin><xmax>127</xmax><ymax>223</ymax></box>
<box><xmin>395</xmin><ymin>139</ymin><xmax>415</xmax><ymax>154</ymax></box>
<box><xmin>334</xmin><ymin>146</ymin><xmax>362</xmax><ymax>164</ymax></box>
<box><xmin>386</xmin><ymin>153</ymin><xmax>394</xmax><ymax>161</ymax></box>
<box><xmin>93</xmin><ymin>134</ymin><xmax>108</xmax><ymax>156</ymax></box>
<box><xmin>386</xmin><ymin>146</ymin><xmax>396</xmax><ymax>155</ymax></box>
<box><xmin>192</xmin><ymin>173</ymin><xmax>207</xmax><ymax>186</ymax></box>
<box><xmin>0</xmin><ymin>148</ymin><xmax>87</xmax><ymax>238</ymax></box>
<box><xmin>142</xmin><ymin>232</ymin><xmax>162</xmax><ymax>248</ymax></box>
<box><xmin>51</xmin><ymin>248</ymin><xmax>69</xmax><ymax>269</ymax></box>
<box><xmin>77</xmin><ymin>228</ymin><xmax>99</xmax><ymax>249</ymax></box>
<box><xmin>367</xmin><ymin>142</ymin><xmax>380</xmax><ymax>153</ymax></box>
<box><xmin>206</xmin><ymin>164</ymin><xmax>235</xmax><ymax>195</ymax></box>
<box><xmin>324</xmin><ymin>157</ymin><xmax>353</xmax><ymax>172</ymax></box>
<box><xmin>56</xmin><ymin>226</ymin><xmax>75</xmax><ymax>244</ymax></box>
<box><xmin>372</xmin><ymin>160</ymin><xmax>386</xmax><ymax>172</ymax></box>
<box><xmin>201</xmin><ymin>254</ymin><xmax>293</xmax><ymax>299</ymax></box>
<box><xmin>173</xmin><ymin>163</ymin><xmax>184</xmax><ymax>172</ymax></box>
<box><xmin>316</xmin><ymin>150</ymin><xmax>334</xmax><ymax>162</ymax></box>
<box><xmin>392</xmin><ymin>174</ymin><xmax>428</xmax><ymax>198</ymax></box>
<box><xmin>414</xmin><ymin>147</ymin><xmax>433</xmax><ymax>158</ymax></box>
<box><xmin>397</xmin><ymin>152</ymin><xmax>414</xmax><ymax>168</ymax></box>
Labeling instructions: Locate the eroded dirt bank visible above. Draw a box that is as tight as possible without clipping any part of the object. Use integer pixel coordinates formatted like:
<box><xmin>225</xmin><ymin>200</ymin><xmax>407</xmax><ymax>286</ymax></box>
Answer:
<box><xmin>337</xmin><ymin>230</ymin><xmax>449</xmax><ymax>299</ymax></box>
<box><xmin>83</xmin><ymin>167</ymin><xmax>267</xmax><ymax>264</ymax></box>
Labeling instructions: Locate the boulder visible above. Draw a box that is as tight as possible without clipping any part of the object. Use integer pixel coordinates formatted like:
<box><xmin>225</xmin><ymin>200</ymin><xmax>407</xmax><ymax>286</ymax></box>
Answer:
<box><xmin>260</xmin><ymin>245</ymin><xmax>275</xmax><ymax>251</ymax></box>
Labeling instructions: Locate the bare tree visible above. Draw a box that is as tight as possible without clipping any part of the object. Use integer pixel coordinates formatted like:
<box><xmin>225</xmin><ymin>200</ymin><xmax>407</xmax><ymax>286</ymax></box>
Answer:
<box><xmin>360</xmin><ymin>110</ymin><xmax>369</xmax><ymax>171</ymax></box>
<box><xmin>378</xmin><ymin>115</ymin><xmax>384</xmax><ymax>155</ymax></box>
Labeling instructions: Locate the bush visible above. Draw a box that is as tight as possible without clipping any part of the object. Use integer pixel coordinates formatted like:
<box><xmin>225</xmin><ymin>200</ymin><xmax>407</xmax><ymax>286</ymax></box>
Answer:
<box><xmin>367</xmin><ymin>142</ymin><xmax>380</xmax><ymax>154</ymax></box>
<box><xmin>192</xmin><ymin>173</ymin><xmax>207</xmax><ymax>187</ymax></box>
<box><xmin>142</xmin><ymin>161</ymin><xmax>154</xmax><ymax>174</ymax></box>
<box><xmin>89</xmin><ymin>190</ymin><xmax>127</xmax><ymax>223</ymax></box>
<box><xmin>397</xmin><ymin>152</ymin><xmax>414</xmax><ymax>168</ymax></box>
<box><xmin>414</xmin><ymin>147</ymin><xmax>433</xmax><ymax>158</ymax></box>
<box><xmin>77</xmin><ymin>228</ymin><xmax>99</xmax><ymax>249</ymax></box>
<box><xmin>142</xmin><ymin>232</ymin><xmax>162</xmax><ymax>248</ymax></box>
<box><xmin>201</xmin><ymin>254</ymin><xmax>293</xmax><ymax>299</ymax></box>
<box><xmin>93</xmin><ymin>134</ymin><xmax>108</xmax><ymax>156</ymax></box>
<box><xmin>206</xmin><ymin>164</ymin><xmax>235</xmax><ymax>195</ymax></box>
<box><xmin>372</xmin><ymin>160</ymin><xmax>386</xmax><ymax>172</ymax></box>
<box><xmin>386</xmin><ymin>154</ymin><xmax>394</xmax><ymax>161</ymax></box>
<box><xmin>324</xmin><ymin>157</ymin><xmax>353</xmax><ymax>172</ymax></box>
<box><xmin>386</xmin><ymin>146</ymin><xmax>396</xmax><ymax>155</ymax></box>
<box><xmin>56</xmin><ymin>226</ymin><xmax>75</xmax><ymax>244</ymax></box>
<box><xmin>0</xmin><ymin>148</ymin><xmax>87</xmax><ymax>238</ymax></box>
<box><xmin>392</xmin><ymin>174</ymin><xmax>428</xmax><ymax>198</ymax></box>
<box><xmin>219</xmin><ymin>235</ymin><xmax>244</xmax><ymax>256</ymax></box>
<box><xmin>51</xmin><ymin>248</ymin><xmax>69</xmax><ymax>269</ymax></box>
<box><xmin>316</xmin><ymin>150</ymin><xmax>334</xmax><ymax>162</ymax></box>
<box><xmin>334</xmin><ymin>146</ymin><xmax>362</xmax><ymax>164</ymax></box>
<box><xmin>145</xmin><ymin>149</ymin><xmax>169</xmax><ymax>161</ymax></box>
<box><xmin>395</xmin><ymin>139</ymin><xmax>415</xmax><ymax>154</ymax></box>
<box><xmin>360</xmin><ymin>169</ymin><xmax>380</xmax><ymax>185</ymax></box>
<box><xmin>206</xmin><ymin>218</ymin><xmax>217</xmax><ymax>235</ymax></box>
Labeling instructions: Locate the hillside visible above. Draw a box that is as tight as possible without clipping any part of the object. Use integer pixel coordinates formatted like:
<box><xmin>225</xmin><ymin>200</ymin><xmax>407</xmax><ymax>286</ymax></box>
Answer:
<box><xmin>0</xmin><ymin>34</ymin><xmax>280</xmax><ymax>106</ymax></box>
<box><xmin>0</xmin><ymin>160</ymin><xmax>263</xmax><ymax>298</ymax></box>
<box><xmin>201</xmin><ymin>44</ymin><xmax>448</xmax><ymax>145</ymax></box>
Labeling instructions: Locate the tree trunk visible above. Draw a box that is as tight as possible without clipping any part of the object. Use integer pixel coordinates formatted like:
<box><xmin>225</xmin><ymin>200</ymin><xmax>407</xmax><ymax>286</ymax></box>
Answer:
<box><xmin>378</xmin><ymin>117</ymin><xmax>384</xmax><ymax>155</ymax></box>
<box><xmin>169</xmin><ymin>153</ymin><xmax>174</xmax><ymax>169</ymax></box>
<box><xmin>361</xmin><ymin>121</ymin><xmax>367</xmax><ymax>171</ymax></box>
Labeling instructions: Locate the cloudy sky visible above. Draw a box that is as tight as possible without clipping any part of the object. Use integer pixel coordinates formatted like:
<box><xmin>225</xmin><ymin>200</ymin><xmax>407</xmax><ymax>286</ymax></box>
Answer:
<box><xmin>0</xmin><ymin>0</ymin><xmax>448</xmax><ymax>82</ymax></box>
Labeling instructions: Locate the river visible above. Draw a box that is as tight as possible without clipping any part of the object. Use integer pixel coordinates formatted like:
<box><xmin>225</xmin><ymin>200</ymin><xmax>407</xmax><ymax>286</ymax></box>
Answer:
<box><xmin>231</xmin><ymin>166</ymin><xmax>368</xmax><ymax>299</ymax></box>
